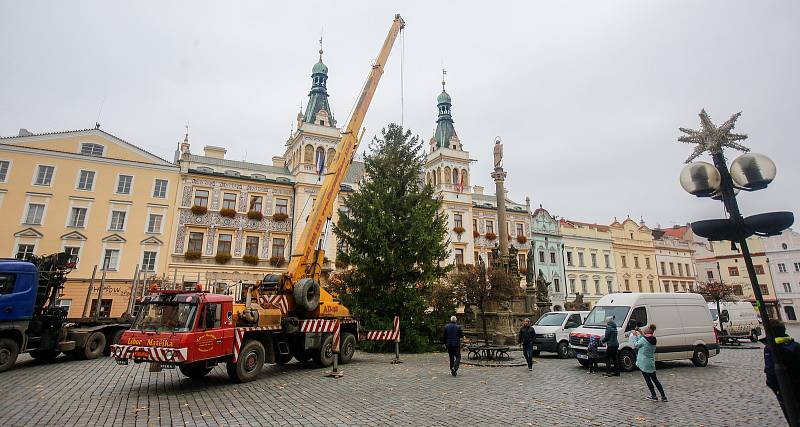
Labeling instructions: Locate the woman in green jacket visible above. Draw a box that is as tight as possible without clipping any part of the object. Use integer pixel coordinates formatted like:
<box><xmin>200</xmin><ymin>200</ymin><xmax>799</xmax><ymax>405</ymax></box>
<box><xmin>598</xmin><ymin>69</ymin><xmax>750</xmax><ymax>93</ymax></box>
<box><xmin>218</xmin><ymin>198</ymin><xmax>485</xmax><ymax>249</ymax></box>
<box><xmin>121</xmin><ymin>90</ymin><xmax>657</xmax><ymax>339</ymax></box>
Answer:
<box><xmin>632</xmin><ymin>324</ymin><xmax>668</xmax><ymax>402</ymax></box>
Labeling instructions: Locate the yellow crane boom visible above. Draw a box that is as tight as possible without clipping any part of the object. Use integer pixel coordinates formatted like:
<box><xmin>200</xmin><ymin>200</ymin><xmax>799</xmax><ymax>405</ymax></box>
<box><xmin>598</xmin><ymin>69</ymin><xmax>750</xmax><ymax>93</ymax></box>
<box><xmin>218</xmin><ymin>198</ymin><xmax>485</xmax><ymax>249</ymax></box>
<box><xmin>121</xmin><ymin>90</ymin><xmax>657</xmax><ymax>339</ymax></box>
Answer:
<box><xmin>278</xmin><ymin>14</ymin><xmax>405</xmax><ymax>317</ymax></box>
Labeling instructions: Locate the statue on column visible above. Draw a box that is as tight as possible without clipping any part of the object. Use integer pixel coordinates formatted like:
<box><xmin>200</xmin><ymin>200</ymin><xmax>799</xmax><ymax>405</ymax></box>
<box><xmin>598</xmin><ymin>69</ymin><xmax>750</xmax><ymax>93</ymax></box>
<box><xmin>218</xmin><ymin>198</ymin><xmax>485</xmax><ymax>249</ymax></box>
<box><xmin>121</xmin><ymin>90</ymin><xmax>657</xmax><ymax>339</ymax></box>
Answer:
<box><xmin>493</xmin><ymin>137</ymin><xmax>503</xmax><ymax>169</ymax></box>
<box><xmin>535</xmin><ymin>270</ymin><xmax>551</xmax><ymax>304</ymax></box>
<box><xmin>525</xmin><ymin>250</ymin><xmax>535</xmax><ymax>286</ymax></box>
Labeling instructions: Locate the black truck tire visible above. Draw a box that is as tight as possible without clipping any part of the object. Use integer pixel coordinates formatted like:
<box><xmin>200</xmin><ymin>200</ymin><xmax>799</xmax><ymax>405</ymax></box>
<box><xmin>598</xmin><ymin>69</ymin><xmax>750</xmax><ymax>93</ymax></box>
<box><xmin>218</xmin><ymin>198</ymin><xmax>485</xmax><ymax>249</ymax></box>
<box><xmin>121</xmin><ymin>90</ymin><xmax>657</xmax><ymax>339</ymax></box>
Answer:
<box><xmin>82</xmin><ymin>332</ymin><xmax>107</xmax><ymax>360</ymax></box>
<box><xmin>29</xmin><ymin>349</ymin><xmax>61</xmax><ymax>362</ymax></box>
<box><xmin>293</xmin><ymin>278</ymin><xmax>320</xmax><ymax>313</ymax></box>
<box><xmin>339</xmin><ymin>333</ymin><xmax>356</xmax><ymax>364</ymax></box>
<box><xmin>179</xmin><ymin>362</ymin><xmax>213</xmax><ymax>379</ymax></box>
<box><xmin>313</xmin><ymin>334</ymin><xmax>334</xmax><ymax>367</ymax></box>
<box><xmin>0</xmin><ymin>338</ymin><xmax>20</xmax><ymax>372</ymax></box>
<box><xmin>226</xmin><ymin>340</ymin><xmax>265</xmax><ymax>383</ymax></box>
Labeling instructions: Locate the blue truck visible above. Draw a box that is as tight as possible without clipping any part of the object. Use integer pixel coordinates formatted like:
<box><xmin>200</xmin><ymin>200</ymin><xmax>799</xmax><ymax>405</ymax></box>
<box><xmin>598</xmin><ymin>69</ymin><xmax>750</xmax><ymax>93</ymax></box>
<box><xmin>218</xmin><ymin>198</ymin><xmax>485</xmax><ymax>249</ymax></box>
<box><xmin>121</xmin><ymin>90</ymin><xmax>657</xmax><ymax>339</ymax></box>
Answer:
<box><xmin>0</xmin><ymin>253</ymin><xmax>131</xmax><ymax>372</ymax></box>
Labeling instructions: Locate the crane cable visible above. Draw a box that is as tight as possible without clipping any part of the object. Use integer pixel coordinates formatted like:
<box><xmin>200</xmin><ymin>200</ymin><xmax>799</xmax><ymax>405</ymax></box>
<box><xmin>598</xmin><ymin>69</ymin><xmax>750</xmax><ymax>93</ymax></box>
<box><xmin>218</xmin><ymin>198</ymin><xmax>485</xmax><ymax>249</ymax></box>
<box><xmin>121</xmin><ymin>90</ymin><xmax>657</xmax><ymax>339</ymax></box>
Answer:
<box><xmin>400</xmin><ymin>27</ymin><xmax>405</xmax><ymax>128</ymax></box>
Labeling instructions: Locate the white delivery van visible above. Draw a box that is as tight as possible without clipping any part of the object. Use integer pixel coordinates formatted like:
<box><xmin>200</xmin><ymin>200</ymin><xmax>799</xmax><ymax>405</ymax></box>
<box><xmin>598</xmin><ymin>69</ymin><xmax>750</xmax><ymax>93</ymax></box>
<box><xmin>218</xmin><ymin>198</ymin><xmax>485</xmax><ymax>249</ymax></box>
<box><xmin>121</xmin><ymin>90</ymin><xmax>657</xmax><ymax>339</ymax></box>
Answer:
<box><xmin>708</xmin><ymin>301</ymin><xmax>762</xmax><ymax>343</ymax></box>
<box><xmin>569</xmin><ymin>293</ymin><xmax>719</xmax><ymax>372</ymax></box>
<box><xmin>531</xmin><ymin>311</ymin><xmax>590</xmax><ymax>358</ymax></box>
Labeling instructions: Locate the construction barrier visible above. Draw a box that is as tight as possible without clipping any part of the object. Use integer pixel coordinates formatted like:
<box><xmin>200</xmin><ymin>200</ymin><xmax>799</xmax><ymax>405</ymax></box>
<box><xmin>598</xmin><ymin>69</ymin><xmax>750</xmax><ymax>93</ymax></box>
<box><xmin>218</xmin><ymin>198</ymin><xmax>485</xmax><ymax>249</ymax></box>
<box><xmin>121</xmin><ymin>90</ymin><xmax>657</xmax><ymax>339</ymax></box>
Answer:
<box><xmin>361</xmin><ymin>316</ymin><xmax>402</xmax><ymax>364</ymax></box>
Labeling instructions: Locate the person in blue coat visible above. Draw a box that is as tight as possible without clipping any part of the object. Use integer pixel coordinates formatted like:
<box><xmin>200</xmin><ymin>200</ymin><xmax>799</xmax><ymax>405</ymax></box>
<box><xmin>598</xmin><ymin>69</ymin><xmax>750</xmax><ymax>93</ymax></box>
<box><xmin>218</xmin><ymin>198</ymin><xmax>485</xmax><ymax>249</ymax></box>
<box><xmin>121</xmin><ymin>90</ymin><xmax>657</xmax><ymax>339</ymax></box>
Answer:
<box><xmin>601</xmin><ymin>316</ymin><xmax>620</xmax><ymax>376</ymax></box>
<box><xmin>632</xmin><ymin>324</ymin><xmax>667</xmax><ymax>402</ymax></box>
<box><xmin>442</xmin><ymin>315</ymin><xmax>464</xmax><ymax>376</ymax></box>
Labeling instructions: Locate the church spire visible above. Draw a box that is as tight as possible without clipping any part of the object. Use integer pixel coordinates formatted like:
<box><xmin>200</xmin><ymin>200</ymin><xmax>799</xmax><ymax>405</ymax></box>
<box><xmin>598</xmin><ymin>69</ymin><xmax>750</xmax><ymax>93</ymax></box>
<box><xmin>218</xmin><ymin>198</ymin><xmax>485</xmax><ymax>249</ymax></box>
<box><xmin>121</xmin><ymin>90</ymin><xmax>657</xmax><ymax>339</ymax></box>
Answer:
<box><xmin>433</xmin><ymin>69</ymin><xmax>458</xmax><ymax>149</ymax></box>
<box><xmin>302</xmin><ymin>38</ymin><xmax>336</xmax><ymax>127</ymax></box>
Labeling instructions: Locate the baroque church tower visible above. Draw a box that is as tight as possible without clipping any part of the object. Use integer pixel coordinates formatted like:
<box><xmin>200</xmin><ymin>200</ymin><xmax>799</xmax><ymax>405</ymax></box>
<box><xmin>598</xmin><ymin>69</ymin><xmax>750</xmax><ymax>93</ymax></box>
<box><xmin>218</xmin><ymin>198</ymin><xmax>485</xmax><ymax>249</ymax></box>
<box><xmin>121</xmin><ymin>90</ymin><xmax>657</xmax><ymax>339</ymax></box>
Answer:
<box><xmin>424</xmin><ymin>76</ymin><xmax>476</xmax><ymax>266</ymax></box>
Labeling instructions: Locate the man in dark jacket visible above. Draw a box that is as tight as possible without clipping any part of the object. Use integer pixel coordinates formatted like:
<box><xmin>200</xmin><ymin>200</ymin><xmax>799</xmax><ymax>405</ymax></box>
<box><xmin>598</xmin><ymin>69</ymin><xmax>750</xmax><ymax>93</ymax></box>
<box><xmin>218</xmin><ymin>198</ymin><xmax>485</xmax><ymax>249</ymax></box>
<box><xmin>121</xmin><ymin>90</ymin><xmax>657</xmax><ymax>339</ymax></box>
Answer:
<box><xmin>518</xmin><ymin>318</ymin><xmax>536</xmax><ymax>370</ymax></box>
<box><xmin>761</xmin><ymin>319</ymin><xmax>800</xmax><ymax>425</ymax></box>
<box><xmin>601</xmin><ymin>316</ymin><xmax>620</xmax><ymax>377</ymax></box>
<box><xmin>443</xmin><ymin>315</ymin><xmax>464</xmax><ymax>376</ymax></box>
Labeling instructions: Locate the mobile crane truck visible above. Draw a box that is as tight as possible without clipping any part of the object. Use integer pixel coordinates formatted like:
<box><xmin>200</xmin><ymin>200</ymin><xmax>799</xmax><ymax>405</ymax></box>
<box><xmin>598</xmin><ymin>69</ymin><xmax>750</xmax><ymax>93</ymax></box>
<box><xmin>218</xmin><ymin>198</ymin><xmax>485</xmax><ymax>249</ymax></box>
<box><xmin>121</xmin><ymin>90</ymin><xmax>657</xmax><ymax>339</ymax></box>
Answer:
<box><xmin>111</xmin><ymin>14</ymin><xmax>405</xmax><ymax>382</ymax></box>
<box><xmin>0</xmin><ymin>253</ymin><xmax>131</xmax><ymax>372</ymax></box>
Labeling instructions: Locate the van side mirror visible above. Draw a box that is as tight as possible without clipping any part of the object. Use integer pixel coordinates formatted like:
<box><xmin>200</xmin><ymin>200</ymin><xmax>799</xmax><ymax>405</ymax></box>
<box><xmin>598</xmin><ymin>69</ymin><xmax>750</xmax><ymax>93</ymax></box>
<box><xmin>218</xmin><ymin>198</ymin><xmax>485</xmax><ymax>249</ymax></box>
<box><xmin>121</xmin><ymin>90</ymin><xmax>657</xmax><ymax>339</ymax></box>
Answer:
<box><xmin>720</xmin><ymin>311</ymin><xmax>730</xmax><ymax>323</ymax></box>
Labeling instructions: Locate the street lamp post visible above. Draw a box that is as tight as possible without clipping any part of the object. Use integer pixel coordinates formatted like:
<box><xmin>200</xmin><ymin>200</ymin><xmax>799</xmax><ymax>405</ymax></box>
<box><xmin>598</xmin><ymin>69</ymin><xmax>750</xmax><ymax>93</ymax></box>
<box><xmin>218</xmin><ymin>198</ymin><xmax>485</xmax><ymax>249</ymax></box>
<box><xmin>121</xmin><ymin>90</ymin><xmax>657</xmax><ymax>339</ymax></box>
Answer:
<box><xmin>678</xmin><ymin>110</ymin><xmax>797</xmax><ymax>426</ymax></box>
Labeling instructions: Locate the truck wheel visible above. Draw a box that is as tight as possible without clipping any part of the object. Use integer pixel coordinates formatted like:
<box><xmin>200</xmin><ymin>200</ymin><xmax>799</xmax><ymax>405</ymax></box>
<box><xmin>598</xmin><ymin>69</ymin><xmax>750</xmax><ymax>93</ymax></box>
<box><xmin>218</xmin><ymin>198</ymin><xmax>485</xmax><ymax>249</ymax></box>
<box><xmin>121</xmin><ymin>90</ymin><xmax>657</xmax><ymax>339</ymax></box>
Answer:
<box><xmin>339</xmin><ymin>333</ymin><xmax>356</xmax><ymax>364</ymax></box>
<box><xmin>313</xmin><ymin>334</ymin><xmax>334</xmax><ymax>367</ymax></box>
<box><xmin>179</xmin><ymin>362</ymin><xmax>213</xmax><ymax>379</ymax></box>
<box><xmin>618</xmin><ymin>348</ymin><xmax>636</xmax><ymax>372</ymax></box>
<box><xmin>0</xmin><ymin>338</ymin><xmax>20</xmax><ymax>372</ymax></box>
<box><xmin>275</xmin><ymin>352</ymin><xmax>293</xmax><ymax>365</ymax></box>
<box><xmin>83</xmin><ymin>332</ymin><xmax>107</xmax><ymax>360</ymax></box>
<box><xmin>691</xmin><ymin>346</ymin><xmax>709</xmax><ymax>367</ymax></box>
<box><xmin>29</xmin><ymin>350</ymin><xmax>61</xmax><ymax>362</ymax></box>
<box><xmin>557</xmin><ymin>342</ymin><xmax>571</xmax><ymax>359</ymax></box>
<box><xmin>226</xmin><ymin>340</ymin><xmax>265</xmax><ymax>383</ymax></box>
<box><xmin>293</xmin><ymin>278</ymin><xmax>320</xmax><ymax>313</ymax></box>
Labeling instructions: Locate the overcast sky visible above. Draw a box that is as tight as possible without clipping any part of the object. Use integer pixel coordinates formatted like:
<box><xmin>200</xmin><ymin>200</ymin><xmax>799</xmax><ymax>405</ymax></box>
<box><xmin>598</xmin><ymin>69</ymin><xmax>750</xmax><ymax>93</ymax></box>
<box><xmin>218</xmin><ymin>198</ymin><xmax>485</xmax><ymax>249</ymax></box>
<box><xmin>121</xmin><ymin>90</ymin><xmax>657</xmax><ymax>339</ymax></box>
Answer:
<box><xmin>2</xmin><ymin>1</ymin><xmax>798</xmax><ymax>228</ymax></box>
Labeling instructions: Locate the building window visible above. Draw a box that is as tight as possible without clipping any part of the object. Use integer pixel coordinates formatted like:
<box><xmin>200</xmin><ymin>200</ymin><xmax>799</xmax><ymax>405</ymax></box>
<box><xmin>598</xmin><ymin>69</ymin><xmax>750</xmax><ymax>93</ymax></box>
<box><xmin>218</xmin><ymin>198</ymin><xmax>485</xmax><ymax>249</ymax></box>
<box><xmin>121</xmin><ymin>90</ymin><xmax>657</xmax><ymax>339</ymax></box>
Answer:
<box><xmin>550</xmin><ymin>252</ymin><xmax>557</xmax><ymax>264</ymax></box>
<box><xmin>591</xmin><ymin>253</ymin><xmax>598</xmax><ymax>268</ymax></box>
<box><xmin>455</xmin><ymin>248</ymin><xmax>464</xmax><ymax>266</ymax></box>
<box><xmin>754</xmin><ymin>265</ymin><xmax>765</xmax><ymax>275</ymax></box>
<box><xmin>77</xmin><ymin>170</ymin><xmax>95</xmax><ymax>190</ymax></box>
<box><xmin>187</xmin><ymin>232</ymin><xmax>204</xmax><ymax>253</ymax></box>
<box><xmin>539</xmin><ymin>251</ymin><xmax>545</xmax><ymax>263</ymax></box>
<box><xmin>64</xmin><ymin>246</ymin><xmax>80</xmax><ymax>264</ymax></box>
<box><xmin>760</xmin><ymin>284</ymin><xmax>769</xmax><ymax>295</ymax></box>
<box><xmin>486</xmin><ymin>220</ymin><xmax>494</xmax><ymax>234</ymax></box>
<box><xmin>624</xmin><ymin>279</ymin><xmax>630</xmax><ymax>291</ymax></box>
<box><xmin>249</xmin><ymin>196</ymin><xmax>263</xmax><ymax>213</ymax></box>
<box><xmin>153</xmin><ymin>179</ymin><xmax>168</xmax><ymax>198</ymax></box>
<box><xmin>578</xmin><ymin>253</ymin><xmax>585</xmax><ymax>267</ymax></box>
<box><xmin>594</xmin><ymin>279</ymin><xmax>600</xmax><ymax>294</ymax></box>
<box><xmin>217</xmin><ymin>234</ymin><xmax>232</xmax><ymax>254</ymax></box>
<box><xmin>142</xmin><ymin>251</ymin><xmax>157</xmax><ymax>272</ymax></box>
<box><xmin>272</xmin><ymin>238</ymin><xmax>286</xmax><ymax>258</ymax></box>
<box><xmin>607</xmin><ymin>280</ymin><xmax>613</xmax><ymax>294</ymax></box>
<box><xmin>566</xmin><ymin>252</ymin><xmax>573</xmax><ymax>266</ymax></box>
<box><xmin>636</xmin><ymin>279</ymin><xmax>642</xmax><ymax>292</ymax></box>
<box><xmin>553</xmin><ymin>278</ymin><xmax>560</xmax><ymax>293</ymax></box>
<box><xmin>621</xmin><ymin>256</ymin><xmax>627</xmax><ymax>268</ymax></box>
<box><xmin>69</xmin><ymin>207</ymin><xmax>87</xmax><ymax>227</ymax></box>
<box><xmin>454</xmin><ymin>213</ymin><xmax>463</xmax><ymax>229</ymax></box>
<box><xmin>670</xmin><ymin>263</ymin><xmax>675</xmax><ymax>276</ymax></box>
<box><xmin>276</xmin><ymin>198</ymin><xmax>288</xmax><ymax>215</ymax></box>
<box><xmin>16</xmin><ymin>244</ymin><xmax>35</xmax><ymax>261</ymax></box>
<box><xmin>664</xmin><ymin>282</ymin><xmax>670</xmax><ymax>293</ymax></box>
<box><xmin>472</xmin><ymin>219</ymin><xmax>478</xmax><ymax>233</ymax></box>
<box><xmin>568</xmin><ymin>278</ymin><xmax>575</xmax><ymax>294</ymax></box>
<box><xmin>580</xmin><ymin>279</ymin><xmax>587</xmax><ymax>294</ymax></box>
<box><xmin>678</xmin><ymin>263</ymin><xmax>684</xmax><ymax>276</ymax></box>
<box><xmin>80</xmin><ymin>143</ymin><xmax>104</xmax><ymax>157</ymax></box>
<box><xmin>474</xmin><ymin>251</ymin><xmax>480</xmax><ymax>264</ymax></box>
<box><xmin>778</xmin><ymin>263</ymin><xmax>786</xmax><ymax>273</ymax></box>
<box><xmin>102</xmin><ymin>249</ymin><xmax>120</xmax><ymax>271</ymax></box>
<box><xmin>222</xmin><ymin>193</ymin><xmax>237</xmax><ymax>210</ymax></box>
<box><xmin>661</xmin><ymin>262</ymin><xmax>667</xmax><ymax>276</ymax></box>
<box><xmin>518</xmin><ymin>254</ymin><xmax>526</xmax><ymax>269</ymax></box>
<box><xmin>706</xmin><ymin>270</ymin><xmax>714</xmax><ymax>280</ymax></box>
<box><xmin>783</xmin><ymin>283</ymin><xmax>792</xmax><ymax>293</ymax></box>
<box><xmin>728</xmin><ymin>267</ymin><xmax>739</xmax><ymax>276</ymax></box>
<box><xmin>604</xmin><ymin>254</ymin><xmax>611</xmax><ymax>268</ymax></box>
<box><xmin>0</xmin><ymin>160</ymin><xmax>9</xmax><ymax>182</ymax></box>
<box><xmin>109</xmin><ymin>211</ymin><xmax>126</xmax><ymax>231</ymax></box>
<box><xmin>24</xmin><ymin>203</ymin><xmax>45</xmax><ymax>225</ymax></box>
<box><xmin>147</xmin><ymin>214</ymin><xmax>163</xmax><ymax>233</ymax></box>
<box><xmin>685</xmin><ymin>263</ymin><xmax>691</xmax><ymax>277</ymax></box>
<box><xmin>649</xmin><ymin>280</ymin><xmax>654</xmax><ymax>292</ymax></box>
<box><xmin>794</xmin><ymin>262</ymin><xmax>800</xmax><ymax>272</ymax></box>
<box><xmin>634</xmin><ymin>256</ymin><xmax>640</xmax><ymax>269</ymax></box>
<box><xmin>516</xmin><ymin>223</ymin><xmax>524</xmax><ymax>236</ymax></box>
<box><xmin>116</xmin><ymin>175</ymin><xmax>133</xmax><ymax>194</ymax></box>
<box><xmin>194</xmin><ymin>190</ymin><xmax>209</xmax><ymax>207</ymax></box>
<box><xmin>34</xmin><ymin>165</ymin><xmax>54</xmax><ymax>186</ymax></box>
<box><xmin>245</xmin><ymin>236</ymin><xmax>259</xmax><ymax>257</ymax></box>
<box><xmin>732</xmin><ymin>285</ymin><xmax>743</xmax><ymax>296</ymax></box>
<box><xmin>645</xmin><ymin>257</ymin><xmax>651</xmax><ymax>269</ymax></box>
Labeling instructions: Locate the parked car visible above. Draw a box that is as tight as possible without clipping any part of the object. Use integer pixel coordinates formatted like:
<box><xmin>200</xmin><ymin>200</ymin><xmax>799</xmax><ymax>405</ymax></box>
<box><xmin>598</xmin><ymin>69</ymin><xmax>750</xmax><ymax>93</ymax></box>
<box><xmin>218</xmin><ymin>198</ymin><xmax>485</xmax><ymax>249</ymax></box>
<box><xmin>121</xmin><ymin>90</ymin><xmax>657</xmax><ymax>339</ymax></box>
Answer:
<box><xmin>570</xmin><ymin>293</ymin><xmax>720</xmax><ymax>372</ymax></box>
<box><xmin>531</xmin><ymin>311</ymin><xmax>589</xmax><ymax>358</ymax></box>
<box><xmin>708</xmin><ymin>301</ymin><xmax>761</xmax><ymax>343</ymax></box>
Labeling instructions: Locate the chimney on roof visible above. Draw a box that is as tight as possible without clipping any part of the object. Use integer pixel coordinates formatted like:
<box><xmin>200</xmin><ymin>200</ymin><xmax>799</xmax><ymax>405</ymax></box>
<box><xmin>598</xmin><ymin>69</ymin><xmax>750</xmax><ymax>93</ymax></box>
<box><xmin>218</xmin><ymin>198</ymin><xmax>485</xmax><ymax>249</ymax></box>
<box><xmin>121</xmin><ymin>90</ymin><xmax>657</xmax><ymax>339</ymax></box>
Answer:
<box><xmin>203</xmin><ymin>145</ymin><xmax>226</xmax><ymax>159</ymax></box>
<box><xmin>272</xmin><ymin>156</ymin><xmax>285</xmax><ymax>168</ymax></box>
<box><xmin>473</xmin><ymin>185</ymin><xmax>484</xmax><ymax>195</ymax></box>
<box><xmin>18</xmin><ymin>128</ymin><xmax>33</xmax><ymax>137</ymax></box>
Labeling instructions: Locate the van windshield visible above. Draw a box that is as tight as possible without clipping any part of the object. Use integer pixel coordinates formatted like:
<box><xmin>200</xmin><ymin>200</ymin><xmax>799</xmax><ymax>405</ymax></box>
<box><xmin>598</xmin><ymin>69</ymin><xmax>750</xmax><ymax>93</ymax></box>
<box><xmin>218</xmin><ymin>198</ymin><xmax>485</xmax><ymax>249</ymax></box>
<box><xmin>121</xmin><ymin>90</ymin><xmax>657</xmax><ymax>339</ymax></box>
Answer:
<box><xmin>535</xmin><ymin>313</ymin><xmax>567</xmax><ymax>326</ymax></box>
<box><xmin>584</xmin><ymin>306</ymin><xmax>630</xmax><ymax>328</ymax></box>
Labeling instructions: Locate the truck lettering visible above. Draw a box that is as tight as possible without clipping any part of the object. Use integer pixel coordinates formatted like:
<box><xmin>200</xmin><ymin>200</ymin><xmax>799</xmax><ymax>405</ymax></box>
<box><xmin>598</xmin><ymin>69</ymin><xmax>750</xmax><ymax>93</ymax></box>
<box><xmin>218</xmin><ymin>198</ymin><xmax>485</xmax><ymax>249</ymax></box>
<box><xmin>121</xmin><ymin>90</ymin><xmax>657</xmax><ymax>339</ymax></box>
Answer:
<box><xmin>196</xmin><ymin>333</ymin><xmax>217</xmax><ymax>352</ymax></box>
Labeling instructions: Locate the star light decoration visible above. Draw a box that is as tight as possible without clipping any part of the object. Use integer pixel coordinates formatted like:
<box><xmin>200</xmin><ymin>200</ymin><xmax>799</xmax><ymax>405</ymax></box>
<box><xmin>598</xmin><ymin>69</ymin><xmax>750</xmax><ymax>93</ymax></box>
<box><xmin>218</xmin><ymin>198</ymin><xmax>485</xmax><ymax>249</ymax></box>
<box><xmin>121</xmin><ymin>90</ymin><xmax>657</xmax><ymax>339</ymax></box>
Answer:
<box><xmin>678</xmin><ymin>109</ymin><xmax>750</xmax><ymax>163</ymax></box>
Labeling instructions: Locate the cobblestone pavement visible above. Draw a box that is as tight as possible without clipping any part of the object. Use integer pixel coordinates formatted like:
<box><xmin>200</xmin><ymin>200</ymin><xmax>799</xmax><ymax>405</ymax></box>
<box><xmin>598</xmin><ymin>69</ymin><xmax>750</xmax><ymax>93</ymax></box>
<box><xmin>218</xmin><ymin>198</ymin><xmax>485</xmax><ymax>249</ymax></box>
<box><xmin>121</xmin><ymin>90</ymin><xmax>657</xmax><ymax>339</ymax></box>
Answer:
<box><xmin>0</xmin><ymin>336</ymin><xmax>793</xmax><ymax>426</ymax></box>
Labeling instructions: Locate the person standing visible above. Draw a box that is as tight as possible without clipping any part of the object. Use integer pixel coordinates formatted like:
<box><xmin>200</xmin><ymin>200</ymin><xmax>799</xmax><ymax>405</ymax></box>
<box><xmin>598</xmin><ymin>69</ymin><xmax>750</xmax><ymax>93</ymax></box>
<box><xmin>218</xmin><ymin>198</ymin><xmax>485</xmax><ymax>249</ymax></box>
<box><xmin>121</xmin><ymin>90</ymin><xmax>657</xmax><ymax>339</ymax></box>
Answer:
<box><xmin>442</xmin><ymin>315</ymin><xmax>464</xmax><ymax>376</ymax></box>
<box><xmin>761</xmin><ymin>319</ymin><xmax>800</xmax><ymax>424</ymax></box>
<box><xmin>602</xmin><ymin>315</ymin><xmax>620</xmax><ymax>377</ymax></box>
<box><xmin>587</xmin><ymin>335</ymin><xmax>600</xmax><ymax>374</ymax></box>
<box><xmin>518</xmin><ymin>318</ymin><xmax>536</xmax><ymax>371</ymax></box>
<box><xmin>632</xmin><ymin>324</ymin><xmax>667</xmax><ymax>402</ymax></box>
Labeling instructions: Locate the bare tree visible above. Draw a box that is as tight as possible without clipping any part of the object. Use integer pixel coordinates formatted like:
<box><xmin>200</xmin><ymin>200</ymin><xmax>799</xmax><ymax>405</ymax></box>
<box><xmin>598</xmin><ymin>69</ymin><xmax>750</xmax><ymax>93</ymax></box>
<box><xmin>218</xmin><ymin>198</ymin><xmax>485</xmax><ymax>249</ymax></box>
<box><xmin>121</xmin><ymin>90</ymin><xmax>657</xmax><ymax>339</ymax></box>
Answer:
<box><xmin>695</xmin><ymin>281</ymin><xmax>738</xmax><ymax>335</ymax></box>
<box><xmin>451</xmin><ymin>262</ymin><xmax>517</xmax><ymax>344</ymax></box>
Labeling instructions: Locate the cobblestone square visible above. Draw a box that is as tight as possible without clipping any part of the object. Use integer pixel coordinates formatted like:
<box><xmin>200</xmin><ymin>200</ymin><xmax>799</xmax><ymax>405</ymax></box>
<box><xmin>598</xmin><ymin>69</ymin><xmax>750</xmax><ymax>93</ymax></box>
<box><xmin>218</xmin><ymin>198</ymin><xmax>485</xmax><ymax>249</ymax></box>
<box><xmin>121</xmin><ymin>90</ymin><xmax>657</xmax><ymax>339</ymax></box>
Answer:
<box><xmin>0</xmin><ymin>335</ymin><xmax>791</xmax><ymax>427</ymax></box>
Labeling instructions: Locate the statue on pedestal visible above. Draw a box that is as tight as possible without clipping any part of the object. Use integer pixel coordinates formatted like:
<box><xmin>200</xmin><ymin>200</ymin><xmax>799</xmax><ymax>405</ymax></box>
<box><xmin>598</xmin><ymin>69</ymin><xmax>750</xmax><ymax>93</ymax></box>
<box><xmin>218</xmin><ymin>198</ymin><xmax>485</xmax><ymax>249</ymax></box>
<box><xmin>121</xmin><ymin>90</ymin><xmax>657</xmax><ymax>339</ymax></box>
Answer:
<box><xmin>535</xmin><ymin>270</ymin><xmax>550</xmax><ymax>304</ymax></box>
<box><xmin>565</xmin><ymin>292</ymin><xmax>590</xmax><ymax>311</ymax></box>
<box><xmin>525</xmin><ymin>251</ymin><xmax>535</xmax><ymax>287</ymax></box>
<box><xmin>493</xmin><ymin>137</ymin><xmax>503</xmax><ymax>169</ymax></box>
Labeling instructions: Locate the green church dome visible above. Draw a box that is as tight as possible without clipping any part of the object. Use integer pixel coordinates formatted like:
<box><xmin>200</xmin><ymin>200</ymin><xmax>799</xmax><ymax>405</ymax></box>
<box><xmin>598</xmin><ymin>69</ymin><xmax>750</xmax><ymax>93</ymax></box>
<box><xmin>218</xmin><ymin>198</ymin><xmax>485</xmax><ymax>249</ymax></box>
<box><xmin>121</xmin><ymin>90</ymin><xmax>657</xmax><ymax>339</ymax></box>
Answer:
<box><xmin>437</xmin><ymin>90</ymin><xmax>451</xmax><ymax>104</ymax></box>
<box><xmin>312</xmin><ymin>60</ymin><xmax>328</xmax><ymax>74</ymax></box>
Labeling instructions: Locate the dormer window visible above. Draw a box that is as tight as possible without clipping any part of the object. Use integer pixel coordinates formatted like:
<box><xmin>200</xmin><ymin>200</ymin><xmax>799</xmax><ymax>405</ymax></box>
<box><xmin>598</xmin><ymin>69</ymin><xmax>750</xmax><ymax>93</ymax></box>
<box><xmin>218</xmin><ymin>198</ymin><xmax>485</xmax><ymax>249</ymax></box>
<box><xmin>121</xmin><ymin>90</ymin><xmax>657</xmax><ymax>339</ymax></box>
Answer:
<box><xmin>80</xmin><ymin>143</ymin><xmax>104</xmax><ymax>157</ymax></box>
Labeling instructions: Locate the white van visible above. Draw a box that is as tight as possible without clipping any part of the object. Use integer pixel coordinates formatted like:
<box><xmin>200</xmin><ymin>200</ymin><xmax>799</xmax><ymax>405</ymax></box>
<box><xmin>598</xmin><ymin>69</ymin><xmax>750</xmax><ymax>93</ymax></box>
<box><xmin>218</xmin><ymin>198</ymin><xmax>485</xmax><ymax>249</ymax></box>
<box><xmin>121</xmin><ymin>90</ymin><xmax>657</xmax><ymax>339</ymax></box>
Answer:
<box><xmin>532</xmin><ymin>311</ymin><xmax>590</xmax><ymax>358</ymax></box>
<box><xmin>708</xmin><ymin>301</ymin><xmax>762</xmax><ymax>343</ymax></box>
<box><xmin>569</xmin><ymin>293</ymin><xmax>719</xmax><ymax>372</ymax></box>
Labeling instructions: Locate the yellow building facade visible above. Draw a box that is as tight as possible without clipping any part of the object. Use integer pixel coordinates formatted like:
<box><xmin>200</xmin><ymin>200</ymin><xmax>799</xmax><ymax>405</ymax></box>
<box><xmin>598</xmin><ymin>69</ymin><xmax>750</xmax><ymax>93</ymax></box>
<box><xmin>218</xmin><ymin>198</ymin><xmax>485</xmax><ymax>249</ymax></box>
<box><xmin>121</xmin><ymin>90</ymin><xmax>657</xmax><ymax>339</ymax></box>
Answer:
<box><xmin>711</xmin><ymin>237</ymin><xmax>779</xmax><ymax>317</ymax></box>
<box><xmin>0</xmin><ymin>128</ymin><xmax>180</xmax><ymax>318</ymax></box>
<box><xmin>610</xmin><ymin>217</ymin><xmax>660</xmax><ymax>293</ymax></box>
